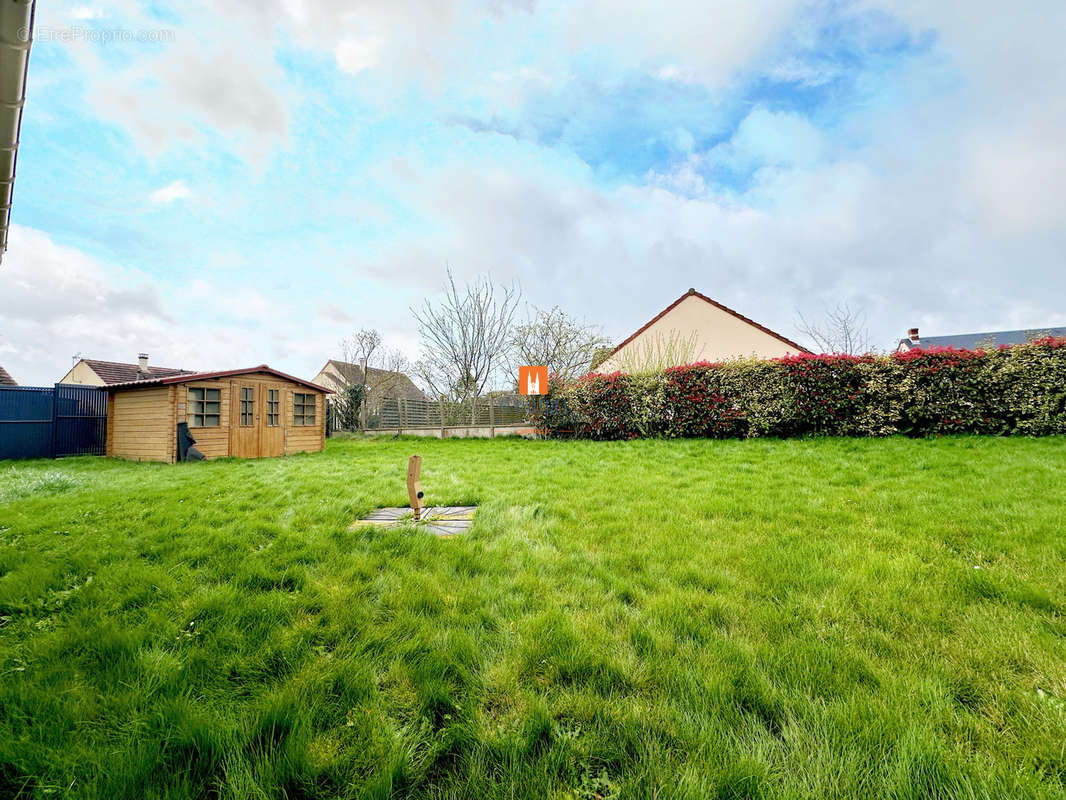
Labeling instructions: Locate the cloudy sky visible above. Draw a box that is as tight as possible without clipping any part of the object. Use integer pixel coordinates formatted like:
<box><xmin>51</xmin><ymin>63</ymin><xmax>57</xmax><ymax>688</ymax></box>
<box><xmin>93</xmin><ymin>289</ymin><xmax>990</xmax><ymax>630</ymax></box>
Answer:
<box><xmin>1</xmin><ymin>0</ymin><xmax>1064</xmax><ymax>386</ymax></box>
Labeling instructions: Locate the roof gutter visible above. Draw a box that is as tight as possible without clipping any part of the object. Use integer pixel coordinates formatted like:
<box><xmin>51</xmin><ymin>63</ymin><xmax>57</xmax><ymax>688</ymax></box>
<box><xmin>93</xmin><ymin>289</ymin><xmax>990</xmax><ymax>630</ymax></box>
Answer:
<box><xmin>0</xmin><ymin>0</ymin><xmax>35</xmax><ymax>266</ymax></box>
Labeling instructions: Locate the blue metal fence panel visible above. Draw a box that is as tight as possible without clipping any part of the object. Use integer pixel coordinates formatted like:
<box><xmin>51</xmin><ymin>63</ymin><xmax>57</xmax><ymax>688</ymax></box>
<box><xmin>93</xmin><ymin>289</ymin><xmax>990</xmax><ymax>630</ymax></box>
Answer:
<box><xmin>0</xmin><ymin>386</ymin><xmax>55</xmax><ymax>460</ymax></box>
<box><xmin>0</xmin><ymin>384</ymin><xmax>108</xmax><ymax>460</ymax></box>
<box><xmin>54</xmin><ymin>384</ymin><xmax>108</xmax><ymax>457</ymax></box>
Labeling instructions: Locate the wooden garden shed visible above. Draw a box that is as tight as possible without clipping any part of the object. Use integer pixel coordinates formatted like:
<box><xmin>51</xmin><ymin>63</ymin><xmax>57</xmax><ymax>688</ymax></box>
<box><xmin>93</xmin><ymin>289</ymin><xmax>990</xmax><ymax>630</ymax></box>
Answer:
<box><xmin>104</xmin><ymin>366</ymin><xmax>332</xmax><ymax>462</ymax></box>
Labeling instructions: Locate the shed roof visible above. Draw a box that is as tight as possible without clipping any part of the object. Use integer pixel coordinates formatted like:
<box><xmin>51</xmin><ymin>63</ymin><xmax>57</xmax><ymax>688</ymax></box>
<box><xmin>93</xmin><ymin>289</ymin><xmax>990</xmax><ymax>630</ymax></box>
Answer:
<box><xmin>0</xmin><ymin>364</ymin><xmax>17</xmax><ymax>386</ymax></box>
<box><xmin>105</xmin><ymin>365</ymin><xmax>333</xmax><ymax>393</ymax></box>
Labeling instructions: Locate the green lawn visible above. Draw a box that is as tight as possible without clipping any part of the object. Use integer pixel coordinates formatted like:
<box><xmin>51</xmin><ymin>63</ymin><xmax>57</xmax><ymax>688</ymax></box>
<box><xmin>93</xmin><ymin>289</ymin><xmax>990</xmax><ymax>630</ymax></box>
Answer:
<box><xmin>1</xmin><ymin>436</ymin><xmax>1065</xmax><ymax>799</ymax></box>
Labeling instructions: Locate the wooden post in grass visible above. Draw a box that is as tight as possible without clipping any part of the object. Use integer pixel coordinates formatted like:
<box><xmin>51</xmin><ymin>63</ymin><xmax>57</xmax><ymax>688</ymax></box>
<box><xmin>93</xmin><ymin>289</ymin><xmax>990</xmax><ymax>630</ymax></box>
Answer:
<box><xmin>407</xmin><ymin>455</ymin><xmax>424</xmax><ymax>520</ymax></box>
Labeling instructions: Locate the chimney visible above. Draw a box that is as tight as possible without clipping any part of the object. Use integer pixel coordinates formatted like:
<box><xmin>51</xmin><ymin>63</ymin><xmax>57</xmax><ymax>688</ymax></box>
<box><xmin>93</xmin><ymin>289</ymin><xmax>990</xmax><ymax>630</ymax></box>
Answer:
<box><xmin>138</xmin><ymin>353</ymin><xmax>150</xmax><ymax>374</ymax></box>
<box><xmin>907</xmin><ymin>328</ymin><xmax>919</xmax><ymax>342</ymax></box>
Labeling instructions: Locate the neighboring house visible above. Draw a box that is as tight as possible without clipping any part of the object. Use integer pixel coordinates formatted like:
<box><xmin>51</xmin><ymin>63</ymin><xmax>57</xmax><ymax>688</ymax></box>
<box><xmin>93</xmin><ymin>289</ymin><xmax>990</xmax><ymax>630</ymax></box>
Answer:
<box><xmin>595</xmin><ymin>288</ymin><xmax>811</xmax><ymax>373</ymax></box>
<box><xmin>312</xmin><ymin>360</ymin><xmax>427</xmax><ymax>402</ymax></box>
<box><xmin>896</xmin><ymin>326</ymin><xmax>1066</xmax><ymax>353</ymax></box>
<box><xmin>104</xmin><ymin>365</ymin><xmax>332</xmax><ymax>462</ymax></box>
<box><xmin>0</xmin><ymin>364</ymin><xmax>16</xmax><ymax>386</ymax></box>
<box><xmin>60</xmin><ymin>354</ymin><xmax>196</xmax><ymax>386</ymax></box>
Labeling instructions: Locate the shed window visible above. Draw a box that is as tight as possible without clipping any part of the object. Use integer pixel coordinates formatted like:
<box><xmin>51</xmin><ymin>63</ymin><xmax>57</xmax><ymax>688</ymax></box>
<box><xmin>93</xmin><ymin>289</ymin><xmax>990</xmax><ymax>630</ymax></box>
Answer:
<box><xmin>294</xmin><ymin>393</ymin><xmax>316</xmax><ymax>426</ymax></box>
<box><xmin>189</xmin><ymin>388</ymin><xmax>221</xmax><ymax>427</ymax></box>
<box><xmin>267</xmin><ymin>389</ymin><xmax>279</xmax><ymax>426</ymax></box>
<box><xmin>240</xmin><ymin>387</ymin><xmax>255</xmax><ymax>426</ymax></box>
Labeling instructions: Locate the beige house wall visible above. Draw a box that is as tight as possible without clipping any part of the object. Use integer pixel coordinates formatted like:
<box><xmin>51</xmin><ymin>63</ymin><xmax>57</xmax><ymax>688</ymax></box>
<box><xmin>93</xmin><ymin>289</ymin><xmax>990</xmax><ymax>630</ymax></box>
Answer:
<box><xmin>311</xmin><ymin>363</ymin><xmax>346</xmax><ymax>394</ymax></box>
<box><xmin>597</xmin><ymin>294</ymin><xmax>805</xmax><ymax>373</ymax></box>
<box><xmin>58</xmin><ymin>360</ymin><xmax>106</xmax><ymax>386</ymax></box>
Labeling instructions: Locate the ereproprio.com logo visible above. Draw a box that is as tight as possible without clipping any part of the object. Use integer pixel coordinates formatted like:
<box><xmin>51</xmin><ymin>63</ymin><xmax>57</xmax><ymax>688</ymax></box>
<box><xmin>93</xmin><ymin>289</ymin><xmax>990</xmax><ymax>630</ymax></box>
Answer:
<box><xmin>518</xmin><ymin>366</ymin><xmax>548</xmax><ymax>395</ymax></box>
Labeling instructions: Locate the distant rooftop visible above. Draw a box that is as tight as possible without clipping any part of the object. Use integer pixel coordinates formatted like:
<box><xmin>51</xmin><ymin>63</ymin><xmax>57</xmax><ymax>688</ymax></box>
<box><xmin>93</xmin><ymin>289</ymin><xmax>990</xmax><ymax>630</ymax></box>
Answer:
<box><xmin>899</xmin><ymin>326</ymin><xmax>1066</xmax><ymax>352</ymax></box>
<box><xmin>77</xmin><ymin>358</ymin><xmax>196</xmax><ymax>385</ymax></box>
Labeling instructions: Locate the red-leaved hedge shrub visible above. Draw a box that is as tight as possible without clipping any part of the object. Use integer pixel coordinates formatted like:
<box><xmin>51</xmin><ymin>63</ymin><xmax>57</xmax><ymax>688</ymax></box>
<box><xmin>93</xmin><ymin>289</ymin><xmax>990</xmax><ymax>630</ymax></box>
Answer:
<box><xmin>660</xmin><ymin>363</ymin><xmax>746</xmax><ymax>438</ymax></box>
<box><xmin>540</xmin><ymin>338</ymin><xmax>1066</xmax><ymax>439</ymax></box>
<box><xmin>566</xmin><ymin>372</ymin><xmax>643</xmax><ymax>440</ymax></box>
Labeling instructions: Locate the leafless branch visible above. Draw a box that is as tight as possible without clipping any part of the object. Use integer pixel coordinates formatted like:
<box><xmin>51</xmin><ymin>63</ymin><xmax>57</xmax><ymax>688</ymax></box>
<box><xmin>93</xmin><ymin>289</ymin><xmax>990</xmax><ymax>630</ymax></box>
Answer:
<box><xmin>507</xmin><ymin>304</ymin><xmax>610</xmax><ymax>382</ymax></box>
<box><xmin>338</xmin><ymin>328</ymin><xmax>381</xmax><ymax>390</ymax></box>
<box><xmin>795</xmin><ymin>302</ymin><xmax>872</xmax><ymax>355</ymax></box>
<box><xmin>411</xmin><ymin>269</ymin><xmax>521</xmax><ymax>402</ymax></box>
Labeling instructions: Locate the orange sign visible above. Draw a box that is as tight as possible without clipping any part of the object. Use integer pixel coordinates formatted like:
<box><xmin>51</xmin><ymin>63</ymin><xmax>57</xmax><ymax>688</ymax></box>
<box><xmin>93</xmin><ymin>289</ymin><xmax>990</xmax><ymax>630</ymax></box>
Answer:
<box><xmin>519</xmin><ymin>365</ymin><xmax>549</xmax><ymax>395</ymax></box>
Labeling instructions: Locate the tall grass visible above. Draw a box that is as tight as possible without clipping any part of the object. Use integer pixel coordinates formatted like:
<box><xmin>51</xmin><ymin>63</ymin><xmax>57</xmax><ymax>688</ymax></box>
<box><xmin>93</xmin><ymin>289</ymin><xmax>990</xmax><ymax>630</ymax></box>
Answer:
<box><xmin>0</xmin><ymin>437</ymin><xmax>1064</xmax><ymax>798</ymax></box>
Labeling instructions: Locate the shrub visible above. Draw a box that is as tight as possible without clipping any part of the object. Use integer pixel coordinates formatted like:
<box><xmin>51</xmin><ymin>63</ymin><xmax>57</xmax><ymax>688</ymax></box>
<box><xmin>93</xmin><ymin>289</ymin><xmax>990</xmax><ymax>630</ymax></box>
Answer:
<box><xmin>538</xmin><ymin>339</ymin><xmax>1066</xmax><ymax>440</ymax></box>
<box><xmin>660</xmin><ymin>362</ymin><xmax>747</xmax><ymax>438</ymax></box>
<box><xmin>566</xmin><ymin>372</ymin><xmax>643</xmax><ymax>440</ymax></box>
<box><xmin>895</xmin><ymin>346</ymin><xmax>1005</xmax><ymax>435</ymax></box>
<box><xmin>998</xmin><ymin>337</ymin><xmax>1066</xmax><ymax>435</ymax></box>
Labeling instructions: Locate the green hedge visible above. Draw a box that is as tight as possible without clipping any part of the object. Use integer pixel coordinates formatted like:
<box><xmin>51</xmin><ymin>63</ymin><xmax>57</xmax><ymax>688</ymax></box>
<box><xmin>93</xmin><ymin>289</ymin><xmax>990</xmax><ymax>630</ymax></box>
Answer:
<box><xmin>533</xmin><ymin>338</ymin><xmax>1066</xmax><ymax>439</ymax></box>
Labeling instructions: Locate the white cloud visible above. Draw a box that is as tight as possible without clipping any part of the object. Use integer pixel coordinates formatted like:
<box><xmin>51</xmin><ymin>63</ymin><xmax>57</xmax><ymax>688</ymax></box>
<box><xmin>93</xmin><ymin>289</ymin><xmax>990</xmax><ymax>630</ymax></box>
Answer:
<box><xmin>563</xmin><ymin>0</ymin><xmax>803</xmax><ymax>87</ymax></box>
<box><xmin>335</xmin><ymin>37</ymin><xmax>384</xmax><ymax>74</ymax></box>
<box><xmin>0</xmin><ymin>226</ymin><xmax>355</xmax><ymax>386</ymax></box>
<box><xmin>19</xmin><ymin>0</ymin><xmax>1066</xmax><ymax>371</ymax></box>
<box><xmin>356</xmin><ymin>106</ymin><xmax>1066</xmax><ymax>353</ymax></box>
<box><xmin>150</xmin><ymin>180</ymin><xmax>194</xmax><ymax>204</ymax></box>
<box><xmin>42</xmin><ymin>0</ymin><xmax>291</xmax><ymax>166</ymax></box>
<box><xmin>0</xmin><ymin>225</ymin><xmax>176</xmax><ymax>384</ymax></box>
<box><xmin>710</xmin><ymin>106</ymin><xmax>827</xmax><ymax>171</ymax></box>
<box><xmin>318</xmin><ymin>302</ymin><xmax>356</xmax><ymax>326</ymax></box>
<box><xmin>70</xmin><ymin>6</ymin><xmax>106</xmax><ymax>20</ymax></box>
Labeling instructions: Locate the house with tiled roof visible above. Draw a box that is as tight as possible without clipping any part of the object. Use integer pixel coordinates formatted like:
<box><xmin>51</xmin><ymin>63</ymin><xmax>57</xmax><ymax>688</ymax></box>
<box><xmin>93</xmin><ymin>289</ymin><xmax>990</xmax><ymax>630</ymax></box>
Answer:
<box><xmin>58</xmin><ymin>354</ymin><xmax>197</xmax><ymax>387</ymax></box>
<box><xmin>896</xmin><ymin>326</ymin><xmax>1066</xmax><ymax>353</ymax></box>
<box><xmin>594</xmin><ymin>288</ymin><xmax>810</xmax><ymax>373</ymax></box>
<box><xmin>312</xmin><ymin>360</ymin><xmax>427</xmax><ymax>402</ymax></box>
<box><xmin>0</xmin><ymin>364</ymin><xmax>17</xmax><ymax>386</ymax></box>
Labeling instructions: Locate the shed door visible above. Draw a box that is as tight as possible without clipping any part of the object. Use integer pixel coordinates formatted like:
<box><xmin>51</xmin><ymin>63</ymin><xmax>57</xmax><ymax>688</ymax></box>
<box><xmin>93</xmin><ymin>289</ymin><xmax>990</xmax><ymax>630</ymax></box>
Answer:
<box><xmin>259</xmin><ymin>385</ymin><xmax>284</xmax><ymax>458</ymax></box>
<box><xmin>233</xmin><ymin>383</ymin><xmax>260</xmax><ymax>458</ymax></box>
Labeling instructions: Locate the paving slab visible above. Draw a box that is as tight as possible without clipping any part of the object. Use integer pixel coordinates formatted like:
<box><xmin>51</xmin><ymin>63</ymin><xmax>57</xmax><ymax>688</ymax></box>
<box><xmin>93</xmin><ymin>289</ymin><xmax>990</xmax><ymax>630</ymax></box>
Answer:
<box><xmin>350</xmin><ymin>506</ymin><xmax>477</xmax><ymax>536</ymax></box>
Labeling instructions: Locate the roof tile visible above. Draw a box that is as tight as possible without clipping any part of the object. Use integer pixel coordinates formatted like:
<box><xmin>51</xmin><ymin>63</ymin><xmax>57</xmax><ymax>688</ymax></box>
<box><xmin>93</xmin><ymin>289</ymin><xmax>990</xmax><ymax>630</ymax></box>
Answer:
<box><xmin>81</xmin><ymin>359</ymin><xmax>196</xmax><ymax>385</ymax></box>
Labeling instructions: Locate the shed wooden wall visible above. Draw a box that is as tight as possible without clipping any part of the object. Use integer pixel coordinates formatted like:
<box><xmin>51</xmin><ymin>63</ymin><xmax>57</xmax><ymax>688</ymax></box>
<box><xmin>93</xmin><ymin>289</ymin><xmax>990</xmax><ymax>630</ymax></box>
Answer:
<box><xmin>178</xmin><ymin>380</ymin><xmax>231</xmax><ymax>460</ymax></box>
<box><xmin>106</xmin><ymin>385</ymin><xmax>176</xmax><ymax>462</ymax></box>
<box><xmin>283</xmin><ymin>387</ymin><xmax>325</xmax><ymax>456</ymax></box>
<box><xmin>174</xmin><ymin>374</ymin><xmax>325</xmax><ymax>459</ymax></box>
<box><xmin>108</xmin><ymin>373</ymin><xmax>326</xmax><ymax>463</ymax></box>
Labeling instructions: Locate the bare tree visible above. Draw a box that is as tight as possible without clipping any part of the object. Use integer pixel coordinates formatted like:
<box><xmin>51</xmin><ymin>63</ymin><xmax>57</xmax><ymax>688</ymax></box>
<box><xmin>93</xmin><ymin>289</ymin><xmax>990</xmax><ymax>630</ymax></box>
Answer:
<box><xmin>334</xmin><ymin>330</ymin><xmax>377</xmax><ymax>428</ymax></box>
<box><xmin>366</xmin><ymin>346</ymin><xmax>411</xmax><ymax>406</ymax></box>
<box><xmin>339</xmin><ymin>329</ymin><xmax>381</xmax><ymax>388</ymax></box>
<box><xmin>412</xmin><ymin>270</ymin><xmax>521</xmax><ymax>409</ymax></box>
<box><xmin>796</xmin><ymin>302</ymin><xmax>872</xmax><ymax>355</ymax></box>
<box><xmin>335</xmin><ymin>329</ymin><xmax>413</xmax><ymax>427</ymax></box>
<box><xmin>507</xmin><ymin>305</ymin><xmax>610</xmax><ymax>382</ymax></box>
